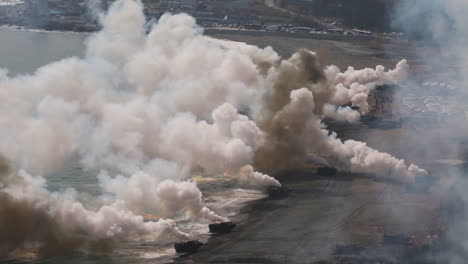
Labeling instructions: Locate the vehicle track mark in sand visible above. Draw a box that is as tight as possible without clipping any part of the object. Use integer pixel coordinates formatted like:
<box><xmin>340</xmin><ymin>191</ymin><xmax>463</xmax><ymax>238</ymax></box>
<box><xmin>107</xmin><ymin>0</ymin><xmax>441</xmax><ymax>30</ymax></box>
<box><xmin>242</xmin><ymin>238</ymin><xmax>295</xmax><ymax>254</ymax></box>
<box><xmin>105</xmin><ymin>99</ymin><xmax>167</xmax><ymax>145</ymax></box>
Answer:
<box><xmin>287</xmin><ymin>180</ymin><xmax>393</xmax><ymax>263</ymax></box>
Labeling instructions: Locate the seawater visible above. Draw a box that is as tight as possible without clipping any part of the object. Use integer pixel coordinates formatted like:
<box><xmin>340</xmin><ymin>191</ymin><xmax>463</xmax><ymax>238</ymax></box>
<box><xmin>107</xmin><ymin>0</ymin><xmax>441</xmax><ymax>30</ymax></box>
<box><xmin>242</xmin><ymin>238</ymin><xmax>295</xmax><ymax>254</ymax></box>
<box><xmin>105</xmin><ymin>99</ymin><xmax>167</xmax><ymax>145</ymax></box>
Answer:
<box><xmin>0</xmin><ymin>27</ymin><xmax>87</xmax><ymax>76</ymax></box>
<box><xmin>30</xmin><ymin>166</ymin><xmax>264</xmax><ymax>264</ymax></box>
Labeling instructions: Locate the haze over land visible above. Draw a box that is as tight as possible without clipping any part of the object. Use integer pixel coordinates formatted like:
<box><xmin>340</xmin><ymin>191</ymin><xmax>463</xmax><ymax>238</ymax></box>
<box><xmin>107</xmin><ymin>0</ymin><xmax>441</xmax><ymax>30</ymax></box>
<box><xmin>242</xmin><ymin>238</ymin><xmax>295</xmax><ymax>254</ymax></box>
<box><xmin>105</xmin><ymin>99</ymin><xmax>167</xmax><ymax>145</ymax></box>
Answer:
<box><xmin>1</xmin><ymin>0</ymin><xmax>468</xmax><ymax>263</ymax></box>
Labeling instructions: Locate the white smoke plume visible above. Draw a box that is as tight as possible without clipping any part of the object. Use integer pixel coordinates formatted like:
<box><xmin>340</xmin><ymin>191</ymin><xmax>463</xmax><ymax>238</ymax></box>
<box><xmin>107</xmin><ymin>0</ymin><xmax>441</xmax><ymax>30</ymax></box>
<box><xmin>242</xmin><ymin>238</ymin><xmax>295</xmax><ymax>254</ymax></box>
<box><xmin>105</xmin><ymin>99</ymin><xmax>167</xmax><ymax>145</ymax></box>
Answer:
<box><xmin>259</xmin><ymin>87</ymin><xmax>427</xmax><ymax>183</ymax></box>
<box><xmin>99</xmin><ymin>171</ymin><xmax>228</xmax><ymax>222</ymax></box>
<box><xmin>326</xmin><ymin>59</ymin><xmax>409</xmax><ymax>114</ymax></box>
<box><xmin>252</xmin><ymin>49</ymin><xmax>419</xmax><ymax>179</ymax></box>
<box><xmin>238</xmin><ymin>165</ymin><xmax>281</xmax><ymax>187</ymax></box>
<box><xmin>0</xmin><ymin>0</ymin><xmax>425</xmax><ymax>256</ymax></box>
<box><xmin>0</xmin><ymin>156</ymin><xmax>188</xmax><ymax>257</ymax></box>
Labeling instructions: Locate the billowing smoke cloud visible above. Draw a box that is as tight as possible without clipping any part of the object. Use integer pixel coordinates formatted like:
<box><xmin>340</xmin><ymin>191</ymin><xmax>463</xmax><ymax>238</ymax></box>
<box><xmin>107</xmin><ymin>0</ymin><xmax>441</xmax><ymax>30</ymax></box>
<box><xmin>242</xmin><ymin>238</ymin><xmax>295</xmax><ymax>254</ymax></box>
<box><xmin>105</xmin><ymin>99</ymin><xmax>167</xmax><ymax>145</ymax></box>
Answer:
<box><xmin>253</xmin><ymin>49</ymin><xmax>417</xmax><ymax>179</ymax></box>
<box><xmin>326</xmin><ymin>59</ymin><xmax>409</xmax><ymax>114</ymax></box>
<box><xmin>256</xmin><ymin>85</ymin><xmax>426</xmax><ymax>182</ymax></box>
<box><xmin>0</xmin><ymin>0</ymin><xmax>426</xmax><ymax>256</ymax></box>
<box><xmin>0</xmin><ymin>155</ymin><xmax>189</xmax><ymax>257</ymax></box>
<box><xmin>99</xmin><ymin>171</ymin><xmax>228</xmax><ymax>222</ymax></box>
<box><xmin>239</xmin><ymin>165</ymin><xmax>281</xmax><ymax>187</ymax></box>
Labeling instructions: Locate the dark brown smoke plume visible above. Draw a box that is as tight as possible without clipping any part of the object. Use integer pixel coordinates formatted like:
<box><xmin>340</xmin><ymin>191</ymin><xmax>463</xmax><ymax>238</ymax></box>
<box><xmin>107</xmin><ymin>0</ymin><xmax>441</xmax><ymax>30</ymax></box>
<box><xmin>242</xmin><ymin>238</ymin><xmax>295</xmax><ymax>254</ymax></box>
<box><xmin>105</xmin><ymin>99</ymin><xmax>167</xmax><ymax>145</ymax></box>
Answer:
<box><xmin>255</xmin><ymin>49</ymin><xmax>328</xmax><ymax>173</ymax></box>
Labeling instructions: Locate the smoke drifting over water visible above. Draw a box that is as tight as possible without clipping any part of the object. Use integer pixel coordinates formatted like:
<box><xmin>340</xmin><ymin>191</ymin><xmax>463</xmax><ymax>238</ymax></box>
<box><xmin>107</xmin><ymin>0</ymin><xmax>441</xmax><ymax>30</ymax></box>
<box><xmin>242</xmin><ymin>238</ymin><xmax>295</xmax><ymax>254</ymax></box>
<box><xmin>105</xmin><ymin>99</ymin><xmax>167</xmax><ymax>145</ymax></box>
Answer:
<box><xmin>0</xmin><ymin>156</ymin><xmax>189</xmax><ymax>256</ymax></box>
<box><xmin>0</xmin><ymin>0</ymin><xmax>426</xmax><ymax>257</ymax></box>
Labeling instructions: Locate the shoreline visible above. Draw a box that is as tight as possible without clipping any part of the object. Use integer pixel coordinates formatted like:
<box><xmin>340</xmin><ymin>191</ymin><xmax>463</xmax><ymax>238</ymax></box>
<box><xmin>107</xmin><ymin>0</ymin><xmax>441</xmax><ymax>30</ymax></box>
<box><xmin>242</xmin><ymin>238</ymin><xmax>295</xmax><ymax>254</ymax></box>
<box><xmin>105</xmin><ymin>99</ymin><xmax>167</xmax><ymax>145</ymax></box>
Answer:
<box><xmin>0</xmin><ymin>24</ymin><xmax>93</xmax><ymax>35</ymax></box>
<box><xmin>0</xmin><ymin>23</ymin><xmax>383</xmax><ymax>41</ymax></box>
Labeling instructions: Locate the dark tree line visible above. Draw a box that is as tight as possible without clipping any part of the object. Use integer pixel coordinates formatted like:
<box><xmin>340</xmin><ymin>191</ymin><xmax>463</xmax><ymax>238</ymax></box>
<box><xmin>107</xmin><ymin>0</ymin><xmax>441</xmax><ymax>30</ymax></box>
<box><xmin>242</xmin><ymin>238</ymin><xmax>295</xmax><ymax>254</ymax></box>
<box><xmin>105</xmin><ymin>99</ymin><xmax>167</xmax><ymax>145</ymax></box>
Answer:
<box><xmin>280</xmin><ymin>0</ymin><xmax>398</xmax><ymax>31</ymax></box>
<box><xmin>341</xmin><ymin>0</ymin><xmax>394</xmax><ymax>31</ymax></box>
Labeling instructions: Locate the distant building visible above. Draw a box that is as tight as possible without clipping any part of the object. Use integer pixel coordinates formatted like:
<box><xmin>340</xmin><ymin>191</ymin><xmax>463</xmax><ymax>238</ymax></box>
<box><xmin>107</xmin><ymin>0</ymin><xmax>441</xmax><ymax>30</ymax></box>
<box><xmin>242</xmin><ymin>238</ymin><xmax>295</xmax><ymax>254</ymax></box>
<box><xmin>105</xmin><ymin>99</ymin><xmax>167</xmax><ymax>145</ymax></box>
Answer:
<box><xmin>24</xmin><ymin>0</ymin><xmax>48</xmax><ymax>18</ymax></box>
<box><xmin>326</xmin><ymin>28</ymin><xmax>344</xmax><ymax>35</ymax></box>
<box><xmin>353</xmin><ymin>28</ymin><xmax>372</xmax><ymax>35</ymax></box>
<box><xmin>242</xmin><ymin>24</ymin><xmax>263</xmax><ymax>30</ymax></box>
<box><xmin>290</xmin><ymin>26</ymin><xmax>311</xmax><ymax>33</ymax></box>
<box><xmin>265</xmin><ymin>24</ymin><xmax>280</xmax><ymax>31</ymax></box>
<box><xmin>369</xmin><ymin>84</ymin><xmax>398</xmax><ymax>119</ymax></box>
<box><xmin>0</xmin><ymin>2</ymin><xmax>23</xmax><ymax>22</ymax></box>
<box><xmin>180</xmin><ymin>0</ymin><xmax>196</xmax><ymax>9</ymax></box>
<box><xmin>0</xmin><ymin>1</ymin><xmax>23</xmax><ymax>21</ymax></box>
<box><xmin>36</xmin><ymin>0</ymin><xmax>47</xmax><ymax>15</ymax></box>
<box><xmin>159</xmin><ymin>0</ymin><xmax>180</xmax><ymax>9</ymax></box>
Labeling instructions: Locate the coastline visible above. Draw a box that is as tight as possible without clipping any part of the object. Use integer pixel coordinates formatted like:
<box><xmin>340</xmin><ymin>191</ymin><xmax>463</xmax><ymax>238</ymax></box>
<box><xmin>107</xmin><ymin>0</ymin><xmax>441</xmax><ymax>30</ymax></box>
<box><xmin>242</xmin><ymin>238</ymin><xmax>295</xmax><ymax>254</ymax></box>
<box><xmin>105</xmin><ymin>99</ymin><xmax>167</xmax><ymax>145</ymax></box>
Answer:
<box><xmin>0</xmin><ymin>23</ymin><xmax>378</xmax><ymax>40</ymax></box>
<box><xmin>0</xmin><ymin>24</ymin><xmax>93</xmax><ymax>35</ymax></box>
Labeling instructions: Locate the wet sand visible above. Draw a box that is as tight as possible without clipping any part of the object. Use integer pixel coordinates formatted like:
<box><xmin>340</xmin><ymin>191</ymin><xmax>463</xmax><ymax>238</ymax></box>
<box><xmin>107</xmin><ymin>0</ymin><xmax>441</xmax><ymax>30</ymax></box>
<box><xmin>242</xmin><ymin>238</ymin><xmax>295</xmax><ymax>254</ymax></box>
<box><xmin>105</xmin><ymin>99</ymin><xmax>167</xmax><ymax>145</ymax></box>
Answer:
<box><xmin>172</xmin><ymin>35</ymin><xmax>459</xmax><ymax>263</ymax></box>
<box><xmin>174</xmin><ymin>123</ymin><xmax>445</xmax><ymax>264</ymax></box>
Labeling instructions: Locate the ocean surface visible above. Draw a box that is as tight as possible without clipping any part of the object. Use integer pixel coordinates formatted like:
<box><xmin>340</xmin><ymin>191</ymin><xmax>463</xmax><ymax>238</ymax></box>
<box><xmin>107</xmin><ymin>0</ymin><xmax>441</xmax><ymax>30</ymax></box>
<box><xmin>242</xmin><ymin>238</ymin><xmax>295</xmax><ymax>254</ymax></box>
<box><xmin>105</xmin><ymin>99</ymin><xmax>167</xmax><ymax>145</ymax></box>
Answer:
<box><xmin>0</xmin><ymin>27</ymin><xmax>87</xmax><ymax>76</ymax></box>
<box><xmin>0</xmin><ymin>28</ymin><xmax>265</xmax><ymax>263</ymax></box>
<box><xmin>43</xmin><ymin>166</ymin><xmax>264</xmax><ymax>264</ymax></box>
